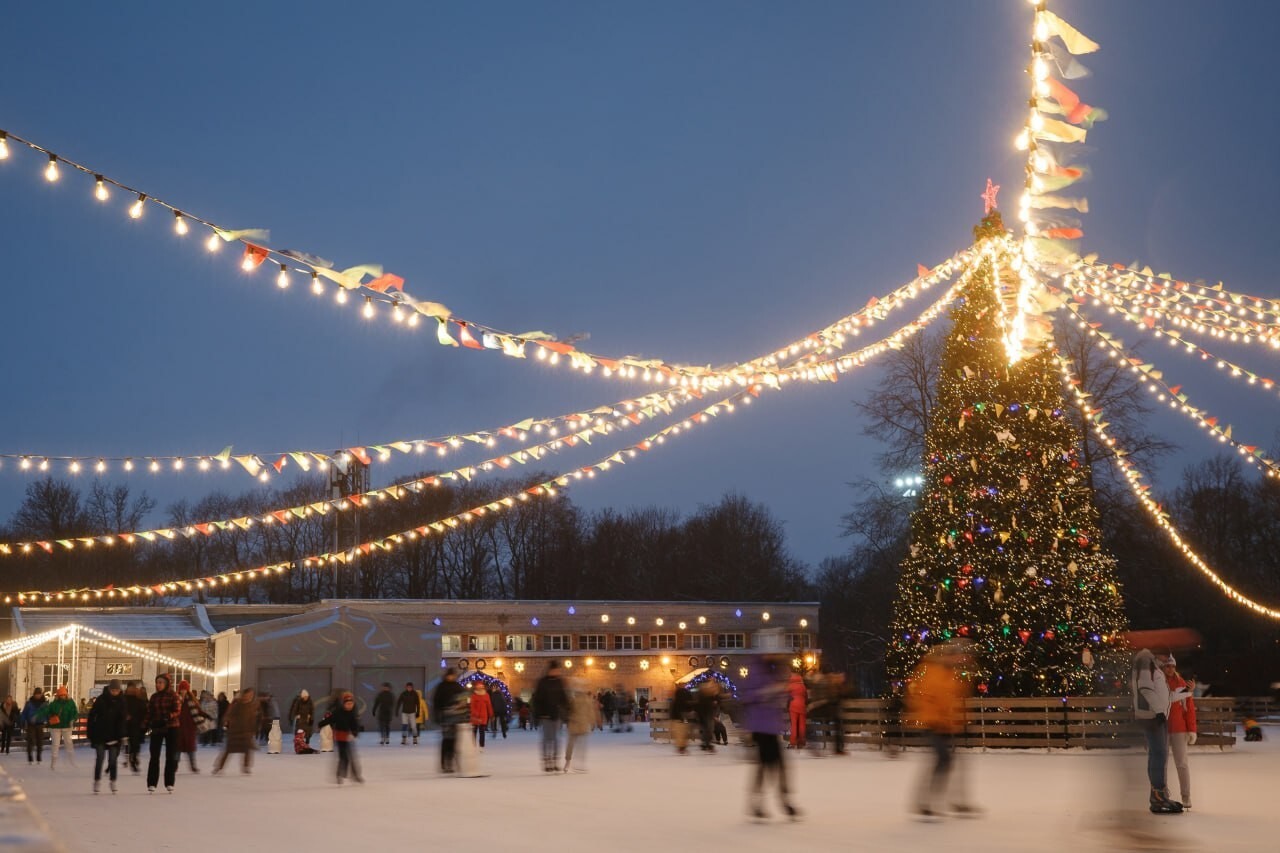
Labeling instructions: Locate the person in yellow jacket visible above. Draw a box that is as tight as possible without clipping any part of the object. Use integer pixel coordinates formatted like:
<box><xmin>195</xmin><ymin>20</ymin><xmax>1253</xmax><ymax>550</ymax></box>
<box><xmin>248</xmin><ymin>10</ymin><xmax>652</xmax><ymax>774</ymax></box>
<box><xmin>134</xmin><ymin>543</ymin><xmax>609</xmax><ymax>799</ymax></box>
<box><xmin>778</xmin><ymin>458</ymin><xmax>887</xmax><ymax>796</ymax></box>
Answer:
<box><xmin>416</xmin><ymin>692</ymin><xmax>429</xmax><ymax>731</ymax></box>
<box><xmin>906</xmin><ymin>640</ymin><xmax>980</xmax><ymax>820</ymax></box>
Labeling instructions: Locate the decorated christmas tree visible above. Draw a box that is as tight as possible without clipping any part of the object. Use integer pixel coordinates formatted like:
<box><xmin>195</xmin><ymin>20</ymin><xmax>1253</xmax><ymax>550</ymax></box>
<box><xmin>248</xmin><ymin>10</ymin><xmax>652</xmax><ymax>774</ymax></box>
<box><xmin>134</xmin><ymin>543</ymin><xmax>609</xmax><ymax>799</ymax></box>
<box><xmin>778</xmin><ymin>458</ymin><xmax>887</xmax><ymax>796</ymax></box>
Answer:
<box><xmin>885</xmin><ymin>210</ymin><xmax>1127</xmax><ymax>697</ymax></box>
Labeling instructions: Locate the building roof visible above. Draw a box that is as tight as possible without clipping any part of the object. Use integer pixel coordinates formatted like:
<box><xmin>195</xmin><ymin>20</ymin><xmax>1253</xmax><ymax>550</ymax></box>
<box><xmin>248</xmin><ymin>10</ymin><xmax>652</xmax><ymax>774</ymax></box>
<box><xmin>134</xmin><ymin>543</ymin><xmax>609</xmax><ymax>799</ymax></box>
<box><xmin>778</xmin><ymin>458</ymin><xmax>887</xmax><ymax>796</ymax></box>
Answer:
<box><xmin>15</xmin><ymin>608</ymin><xmax>210</xmax><ymax>641</ymax></box>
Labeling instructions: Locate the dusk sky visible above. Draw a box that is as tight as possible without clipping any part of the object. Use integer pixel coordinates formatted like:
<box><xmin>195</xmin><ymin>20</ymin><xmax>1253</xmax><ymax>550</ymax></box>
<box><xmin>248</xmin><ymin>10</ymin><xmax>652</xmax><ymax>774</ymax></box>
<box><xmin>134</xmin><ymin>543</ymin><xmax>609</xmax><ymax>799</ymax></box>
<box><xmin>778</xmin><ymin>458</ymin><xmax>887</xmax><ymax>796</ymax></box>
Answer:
<box><xmin>2</xmin><ymin>1</ymin><xmax>1278</xmax><ymax>575</ymax></box>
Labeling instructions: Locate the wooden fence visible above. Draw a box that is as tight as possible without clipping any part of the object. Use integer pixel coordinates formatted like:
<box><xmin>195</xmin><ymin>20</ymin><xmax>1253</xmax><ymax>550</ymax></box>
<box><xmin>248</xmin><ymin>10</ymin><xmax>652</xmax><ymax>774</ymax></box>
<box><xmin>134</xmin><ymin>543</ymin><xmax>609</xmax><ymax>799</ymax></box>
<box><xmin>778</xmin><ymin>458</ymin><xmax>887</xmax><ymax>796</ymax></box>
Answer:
<box><xmin>650</xmin><ymin>696</ymin><xmax>1238</xmax><ymax>750</ymax></box>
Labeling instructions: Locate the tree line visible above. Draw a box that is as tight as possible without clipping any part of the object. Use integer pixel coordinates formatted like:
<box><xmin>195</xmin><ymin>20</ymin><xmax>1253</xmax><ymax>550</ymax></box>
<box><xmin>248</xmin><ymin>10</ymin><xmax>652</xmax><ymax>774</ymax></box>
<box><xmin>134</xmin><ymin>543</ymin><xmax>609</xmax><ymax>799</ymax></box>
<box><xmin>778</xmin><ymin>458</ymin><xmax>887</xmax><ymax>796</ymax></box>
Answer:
<box><xmin>0</xmin><ymin>477</ymin><xmax>808</xmax><ymax>605</ymax></box>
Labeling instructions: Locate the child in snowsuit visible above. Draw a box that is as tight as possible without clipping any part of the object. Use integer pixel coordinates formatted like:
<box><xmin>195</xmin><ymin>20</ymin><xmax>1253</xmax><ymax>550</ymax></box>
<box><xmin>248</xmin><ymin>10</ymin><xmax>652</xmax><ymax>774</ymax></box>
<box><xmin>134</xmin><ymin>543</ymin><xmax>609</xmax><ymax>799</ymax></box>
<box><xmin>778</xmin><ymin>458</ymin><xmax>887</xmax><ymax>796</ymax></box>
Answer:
<box><xmin>294</xmin><ymin>729</ymin><xmax>318</xmax><ymax>754</ymax></box>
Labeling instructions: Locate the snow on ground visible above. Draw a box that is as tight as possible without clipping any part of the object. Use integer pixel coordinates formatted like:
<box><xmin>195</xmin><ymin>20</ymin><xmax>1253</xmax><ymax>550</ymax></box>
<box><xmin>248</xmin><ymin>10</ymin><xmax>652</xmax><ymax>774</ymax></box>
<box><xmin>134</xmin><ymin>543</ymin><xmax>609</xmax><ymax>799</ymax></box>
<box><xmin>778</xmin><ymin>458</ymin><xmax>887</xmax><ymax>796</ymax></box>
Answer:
<box><xmin>5</xmin><ymin>726</ymin><xmax>1276</xmax><ymax>852</ymax></box>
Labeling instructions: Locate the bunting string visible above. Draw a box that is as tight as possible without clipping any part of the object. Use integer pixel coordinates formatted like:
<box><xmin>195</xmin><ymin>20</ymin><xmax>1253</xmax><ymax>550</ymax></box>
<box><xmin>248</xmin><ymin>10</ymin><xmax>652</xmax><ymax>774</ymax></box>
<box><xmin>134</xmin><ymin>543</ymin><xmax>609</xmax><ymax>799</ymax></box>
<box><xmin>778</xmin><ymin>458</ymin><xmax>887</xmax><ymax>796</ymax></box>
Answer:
<box><xmin>1057</xmin><ymin>353</ymin><xmax>1280</xmax><ymax>621</ymax></box>
<box><xmin>1058</xmin><ymin>300</ymin><xmax>1278</xmax><ymax>478</ymax></box>
<box><xmin>0</xmin><ymin>126</ymin><xmax>969</xmax><ymax>392</ymax></box>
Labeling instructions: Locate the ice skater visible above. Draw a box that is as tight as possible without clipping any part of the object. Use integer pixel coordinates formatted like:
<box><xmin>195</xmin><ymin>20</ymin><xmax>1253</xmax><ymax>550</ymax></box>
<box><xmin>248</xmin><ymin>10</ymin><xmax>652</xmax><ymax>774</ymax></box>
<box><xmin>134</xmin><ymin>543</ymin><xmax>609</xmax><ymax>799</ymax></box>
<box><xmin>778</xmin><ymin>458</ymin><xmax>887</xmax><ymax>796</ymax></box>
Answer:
<box><xmin>906</xmin><ymin>640</ymin><xmax>979</xmax><ymax>820</ymax></box>
<box><xmin>213</xmin><ymin>687</ymin><xmax>259</xmax><ymax>775</ymax></box>
<box><xmin>87</xmin><ymin>679</ymin><xmax>126</xmax><ymax>793</ymax></box>
<box><xmin>318</xmin><ymin>691</ymin><xmax>363</xmax><ymax>783</ymax></box>
<box><xmin>740</xmin><ymin>654</ymin><xmax>800</xmax><ymax>821</ymax></box>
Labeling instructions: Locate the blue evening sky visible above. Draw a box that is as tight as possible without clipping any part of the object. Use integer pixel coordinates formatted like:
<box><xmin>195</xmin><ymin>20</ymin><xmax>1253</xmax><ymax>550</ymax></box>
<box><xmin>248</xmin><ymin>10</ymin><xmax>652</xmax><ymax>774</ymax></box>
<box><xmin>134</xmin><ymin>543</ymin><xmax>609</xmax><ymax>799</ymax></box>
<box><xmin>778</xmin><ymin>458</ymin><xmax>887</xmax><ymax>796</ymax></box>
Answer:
<box><xmin>1</xmin><ymin>1</ymin><xmax>1278</xmax><ymax>573</ymax></box>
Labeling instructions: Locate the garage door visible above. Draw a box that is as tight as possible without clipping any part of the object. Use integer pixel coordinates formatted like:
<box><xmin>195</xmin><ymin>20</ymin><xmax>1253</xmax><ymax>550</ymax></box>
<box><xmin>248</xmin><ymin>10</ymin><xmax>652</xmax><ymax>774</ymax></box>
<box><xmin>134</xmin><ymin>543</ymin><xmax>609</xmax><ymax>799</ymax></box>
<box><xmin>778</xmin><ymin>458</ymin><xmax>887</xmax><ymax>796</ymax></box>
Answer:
<box><xmin>255</xmin><ymin>667</ymin><xmax>333</xmax><ymax>718</ymax></box>
<box><xmin>353</xmin><ymin>665</ymin><xmax>428</xmax><ymax>730</ymax></box>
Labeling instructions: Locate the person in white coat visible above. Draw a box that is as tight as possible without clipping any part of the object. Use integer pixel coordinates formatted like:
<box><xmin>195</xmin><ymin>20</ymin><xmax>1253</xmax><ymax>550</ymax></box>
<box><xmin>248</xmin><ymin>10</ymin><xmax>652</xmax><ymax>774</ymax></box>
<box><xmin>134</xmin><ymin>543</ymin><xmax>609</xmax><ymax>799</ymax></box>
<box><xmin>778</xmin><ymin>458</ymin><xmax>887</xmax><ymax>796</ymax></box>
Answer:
<box><xmin>1131</xmin><ymin>648</ymin><xmax>1189</xmax><ymax>814</ymax></box>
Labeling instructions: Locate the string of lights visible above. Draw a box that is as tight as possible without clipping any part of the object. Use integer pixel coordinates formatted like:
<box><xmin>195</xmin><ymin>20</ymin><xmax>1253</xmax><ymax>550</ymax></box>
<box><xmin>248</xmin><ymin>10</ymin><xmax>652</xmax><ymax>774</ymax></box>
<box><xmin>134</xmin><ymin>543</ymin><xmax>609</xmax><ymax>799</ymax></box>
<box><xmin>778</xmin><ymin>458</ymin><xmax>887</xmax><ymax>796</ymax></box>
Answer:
<box><xmin>1058</xmin><ymin>300</ymin><xmax>1277</xmax><ymax>478</ymax></box>
<box><xmin>1057</xmin><ymin>353</ymin><xmax>1280</xmax><ymax>620</ymax></box>
<box><xmin>0</xmin><ymin>126</ymin><xmax>968</xmax><ymax>392</ymax></box>
<box><xmin>0</xmin><ymin>386</ymin><xmax>702</xmax><ymax>481</ymax></box>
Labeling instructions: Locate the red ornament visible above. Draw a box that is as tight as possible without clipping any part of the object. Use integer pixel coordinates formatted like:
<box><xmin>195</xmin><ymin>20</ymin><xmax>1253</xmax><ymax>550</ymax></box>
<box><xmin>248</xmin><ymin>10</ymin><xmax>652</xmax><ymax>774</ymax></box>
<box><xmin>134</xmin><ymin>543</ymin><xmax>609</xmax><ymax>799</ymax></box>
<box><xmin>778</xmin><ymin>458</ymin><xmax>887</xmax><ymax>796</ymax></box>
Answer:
<box><xmin>1077</xmin><ymin>536</ymin><xmax>1089</xmax><ymax>547</ymax></box>
<box><xmin>961</xmin><ymin>564</ymin><xmax>973</xmax><ymax>574</ymax></box>
<box><xmin>1018</xmin><ymin>629</ymin><xmax>1032</xmax><ymax>644</ymax></box>
<box><xmin>943</xmin><ymin>475</ymin><xmax>953</xmax><ymax>485</ymax></box>
<box><xmin>977</xmin><ymin>681</ymin><xmax>989</xmax><ymax>695</ymax></box>
<box><xmin>959</xmin><ymin>625</ymin><xmax>970</xmax><ymax>636</ymax></box>
<box><xmin>1044</xmin><ymin>630</ymin><xmax>1056</xmax><ymax>640</ymax></box>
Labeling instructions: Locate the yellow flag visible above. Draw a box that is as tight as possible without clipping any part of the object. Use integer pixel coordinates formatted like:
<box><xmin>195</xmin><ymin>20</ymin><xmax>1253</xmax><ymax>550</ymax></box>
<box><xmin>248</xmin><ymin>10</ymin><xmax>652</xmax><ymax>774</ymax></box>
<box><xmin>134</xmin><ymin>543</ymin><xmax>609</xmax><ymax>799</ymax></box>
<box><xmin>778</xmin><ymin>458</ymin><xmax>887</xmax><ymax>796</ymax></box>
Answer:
<box><xmin>1038</xmin><ymin>10</ymin><xmax>1099</xmax><ymax>55</ymax></box>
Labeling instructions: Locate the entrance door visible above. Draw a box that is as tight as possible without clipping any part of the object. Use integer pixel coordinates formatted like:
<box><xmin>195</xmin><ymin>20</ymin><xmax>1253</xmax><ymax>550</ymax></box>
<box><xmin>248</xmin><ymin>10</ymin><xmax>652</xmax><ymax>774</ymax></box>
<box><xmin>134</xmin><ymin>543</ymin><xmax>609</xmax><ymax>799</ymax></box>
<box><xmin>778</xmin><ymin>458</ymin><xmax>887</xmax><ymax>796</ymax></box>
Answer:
<box><xmin>352</xmin><ymin>665</ymin><xmax>428</xmax><ymax>731</ymax></box>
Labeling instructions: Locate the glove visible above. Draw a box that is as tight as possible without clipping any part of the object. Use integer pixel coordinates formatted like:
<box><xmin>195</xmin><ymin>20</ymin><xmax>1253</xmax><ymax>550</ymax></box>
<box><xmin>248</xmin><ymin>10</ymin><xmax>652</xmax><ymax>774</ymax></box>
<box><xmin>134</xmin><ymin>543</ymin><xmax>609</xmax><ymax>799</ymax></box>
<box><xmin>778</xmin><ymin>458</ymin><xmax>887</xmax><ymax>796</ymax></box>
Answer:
<box><xmin>1154</xmin><ymin>713</ymin><xmax>1166</xmax><ymax>724</ymax></box>
<box><xmin>1187</xmin><ymin>732</ymin><xmax>1197</xmax><ymax>746</ymax></box>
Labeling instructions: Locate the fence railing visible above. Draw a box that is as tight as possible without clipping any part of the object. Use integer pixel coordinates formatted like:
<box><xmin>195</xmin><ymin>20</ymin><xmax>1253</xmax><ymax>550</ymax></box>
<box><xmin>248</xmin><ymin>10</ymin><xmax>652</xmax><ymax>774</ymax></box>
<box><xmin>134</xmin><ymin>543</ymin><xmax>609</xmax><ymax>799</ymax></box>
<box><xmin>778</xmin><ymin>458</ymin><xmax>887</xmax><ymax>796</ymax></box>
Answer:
<box><xmin>649</xmin><ymin>696</ymin><xmax>1239</xmax><ymax>750</ymax></box>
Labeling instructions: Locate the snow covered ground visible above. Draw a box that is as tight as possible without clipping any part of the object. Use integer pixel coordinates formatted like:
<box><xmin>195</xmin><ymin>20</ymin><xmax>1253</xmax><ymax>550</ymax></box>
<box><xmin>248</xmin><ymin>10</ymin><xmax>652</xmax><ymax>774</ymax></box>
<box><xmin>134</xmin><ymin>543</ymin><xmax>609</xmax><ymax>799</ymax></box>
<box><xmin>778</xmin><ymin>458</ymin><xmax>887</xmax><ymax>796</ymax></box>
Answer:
<box><xmin>4</xmin><ymin>725</ymin><xmax>1276</xmax><ymax>852</ymax></box>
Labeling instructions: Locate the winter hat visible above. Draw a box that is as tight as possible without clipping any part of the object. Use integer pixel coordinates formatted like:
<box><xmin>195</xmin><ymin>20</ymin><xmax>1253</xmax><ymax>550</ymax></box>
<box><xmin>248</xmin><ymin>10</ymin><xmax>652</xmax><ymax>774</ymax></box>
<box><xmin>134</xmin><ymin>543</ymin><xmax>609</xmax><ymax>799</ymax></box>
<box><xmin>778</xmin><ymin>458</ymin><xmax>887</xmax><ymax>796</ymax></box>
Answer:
<box><xmin>1160</xmin><ymin>654</ymin><xmax>1177</xmax><ymax>667</ymax></box>
<box><xmin>107</xmin><ymin>679</ymin><xmax>122</xmax><ymax>691</ymax></box>
<box><xmin>155</xmin><ymin>674</ymin><xmax>170</xmax><ymax>689</ymax></box>
<box><xmin>177</xmin><ymin>680</ymin><xmax>191</xmax><ymax>692</ymax></box>
<box><xmin>300</xmin><ymin>689</ymin><xmax>309</xmax><ymax>699</ymax></box>
<box><xmin>56</xmin><ymin>686</ymin><xmax>68</xmax><ymax>698</ymax></box>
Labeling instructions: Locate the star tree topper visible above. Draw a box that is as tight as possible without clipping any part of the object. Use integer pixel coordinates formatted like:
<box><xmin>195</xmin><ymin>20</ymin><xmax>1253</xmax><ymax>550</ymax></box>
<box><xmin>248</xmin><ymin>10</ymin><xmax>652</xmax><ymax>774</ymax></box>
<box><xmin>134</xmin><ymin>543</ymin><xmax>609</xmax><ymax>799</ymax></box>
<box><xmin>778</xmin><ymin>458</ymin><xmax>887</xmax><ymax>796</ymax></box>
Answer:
<box><xmin>981</xmin><ymin>178</ymin><xmax>1000</xmax><ymax>214</ymax></box>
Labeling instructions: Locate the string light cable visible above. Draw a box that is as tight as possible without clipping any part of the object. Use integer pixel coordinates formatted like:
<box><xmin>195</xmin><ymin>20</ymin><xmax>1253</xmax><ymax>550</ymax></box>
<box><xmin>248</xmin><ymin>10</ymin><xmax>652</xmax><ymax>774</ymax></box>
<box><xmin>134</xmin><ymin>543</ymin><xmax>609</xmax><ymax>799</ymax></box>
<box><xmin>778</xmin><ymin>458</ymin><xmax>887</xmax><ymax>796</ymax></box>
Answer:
<box><xmin>0</xmin><ymin>126</ymin><xmax>971</xmax><ymax>391</ymax></box>
<box><xmin>0</xmin><ymin>268</ymin><xmax>972</xmax><ymax>559</ymax></box>
<box><xmin>1057</xmin><ymin>298</ymin><xmax>1278</xmax><ymax>478</ymax></box>
<box><xmin>1057</xmin><ymin>352</ymin><xmax>1280</xmax><ymax>621</ymax></box>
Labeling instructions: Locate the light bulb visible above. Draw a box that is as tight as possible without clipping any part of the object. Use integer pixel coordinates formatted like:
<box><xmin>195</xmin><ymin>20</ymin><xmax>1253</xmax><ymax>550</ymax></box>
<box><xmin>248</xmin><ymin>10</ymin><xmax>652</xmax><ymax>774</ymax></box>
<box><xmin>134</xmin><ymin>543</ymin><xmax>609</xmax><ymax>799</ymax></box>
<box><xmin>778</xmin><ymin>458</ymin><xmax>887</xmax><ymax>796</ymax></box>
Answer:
<box><xmin>277</xmin><ymin>264</ymin><xmax>289</xmax><ymax>288</ymax></box>
<box><xmin>94</xmin><ymin>175</ymin><xmax>109</xmax><ymax>201</ymax></box>
<box><xmin>363</xmin><ymin>296</ymin><xmax>375</xmax><ymax>319</ymax></box>
<box><xmin>392</xmin><ymin>303</ymin><xmax>404</xmax><ymax>323</ymax></box>
<box><xmin>173</xmin><ymin>211</ymin><xmax>189</xmax><ymax>235</ymax></box>
<box><xmin>45</xmin><ymin>154</ymin><xmax>59</xmax><ymax>182</ymax></box>
<box><xmin>1014</xmin><ymin>129</ymin><xmax>1029</xmax><ymax>151</ymax></box>
<box><xmin>1033</xmin><ymin>57</ymin><xmax>1049</xmax><ymax>81</ymax></box>
<box><xmin>335</xmin><ymin>289</ymin><xmax>348</xmax><ymax>305</ymax></box>
<box><xmin>0</xmin><ymin>132</ymin><xmax>8</xmax><ymax>159</ymax></box>
<box><xmin>129</xmin><ymin>193</ymin><xmax>147</xmax><ymax>219</ymax></box>
<box><xmin>310</xmin><ymin>273</ymin><xmax>323</xmax><ymax>295</ymax></box>
<box><xmin>1030</xmin><ymin>112</ymin><xmax>1044</xmax><ymax>131</ymax></box>
<box><xmin>407</xmin><ymin>313</ymin><xmax>420</xmax><ymax>328</ymax></box>
<box><xmin>206</xmin><ymin>233</ymin><xmax>221</xmax><ymax>252</ymax></box>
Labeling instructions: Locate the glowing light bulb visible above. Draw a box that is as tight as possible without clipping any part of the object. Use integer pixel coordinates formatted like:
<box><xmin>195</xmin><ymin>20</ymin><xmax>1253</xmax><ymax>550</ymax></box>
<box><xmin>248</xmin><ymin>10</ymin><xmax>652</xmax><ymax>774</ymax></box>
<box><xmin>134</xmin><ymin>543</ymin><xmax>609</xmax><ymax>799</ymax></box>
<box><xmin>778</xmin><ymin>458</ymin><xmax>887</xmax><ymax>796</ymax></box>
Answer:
<box><xmin>123</xmin><ymin>459</ymin><xmax>134</xmax><ymax>472</ymax></box>
<box><xmin>45</xmin><ymin>154</ymin><xmax>59</xmax><ymax>182</ymax></box>
<box><xmin>0</xmin><ymin>132</ymin><xmax>8</xmax><ymax>159</ymax></box>
<box><xmin>407</xmin><ymin>313</ymin><xmax>420</xmax><ymax>328</ymax></box>
<box><xmin>95</xmin><ymin>459</ymin><xmax>106</xmax><ymax>474</ymax></box>
<box><xmin>1030</xmin><ymin>111</ymin><xmax>1044</xmax><ymax>131</ymax></box>
<box><xmin>392</xmin><ymin>303</ymin><xmax>404</xmax><ymax>323</ymax></box>
<box><xmin>1014</xmin><ymin>129</ymin><xmax>1029</xmax><ymax>151</ymax></box>
<box><xmin>335</xmin><ymin>289</ymin><xmax>348</xmax><ymax>305</ymax></box>
<box><xmin>206</xmin><ymin>233</ymin><xmax>221</xmax><ymax>252</ymax></box>
<box><xmin>94</xmin><ymin>175</ymin><xmax>109</xmax><ymax>201</ymax></box>
<box><xmin>310</xmin><ymin>273</ymin><xmax>323</xmax><ymax>295</ymax></box>
<box><xmin>363</xmin><ymin>296</ymin><xmax>374</xmax><ymax>319</ymax></box>
<box><xmin>129</xmin><ymin>193</ymin><xmax>147</xmax><ymax>219</ymax></box>
<box><xmin>1033</xmin><ymin>57</ymin><xmax>1049</xmax><ymax>81</ymax></box>
<box><xmin>277</xmin><ymin>264</ymin><xmax>290</xmax><ymax>288</ymax></box>
<box><xmin>173</xmin><ymin>211</ymin><xmax>189</xmax><ymax>235</ymax></box>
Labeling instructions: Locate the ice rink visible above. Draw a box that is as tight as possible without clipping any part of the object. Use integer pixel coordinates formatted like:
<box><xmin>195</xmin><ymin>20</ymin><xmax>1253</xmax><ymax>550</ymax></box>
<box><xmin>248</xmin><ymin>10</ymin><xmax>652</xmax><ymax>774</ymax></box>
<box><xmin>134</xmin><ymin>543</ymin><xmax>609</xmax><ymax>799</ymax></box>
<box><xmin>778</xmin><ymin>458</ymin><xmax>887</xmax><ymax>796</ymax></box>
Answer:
<box><xmin>5</xmin><ymin>725</ymin><xmax>1275</xmax><ymax>852</ymax></box>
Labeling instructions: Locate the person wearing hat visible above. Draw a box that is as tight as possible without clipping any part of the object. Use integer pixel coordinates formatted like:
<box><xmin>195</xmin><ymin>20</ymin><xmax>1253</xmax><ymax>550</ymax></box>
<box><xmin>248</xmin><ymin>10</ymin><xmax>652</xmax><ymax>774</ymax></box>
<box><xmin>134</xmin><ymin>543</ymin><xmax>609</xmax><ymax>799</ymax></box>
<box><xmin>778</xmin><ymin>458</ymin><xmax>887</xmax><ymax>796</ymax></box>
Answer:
<box><xmin>371</xmin><ymin>682</ymin><xmax>395</xmax><ymax>746</ymax></box>
<box><xmin>39</xmin><ymin>685</ymin><xmax>80</xmax><ymax>770</ymax></box>
<box><xmin>317</xmin><ymin>691</ymin><xmax>363</xmax><ymax>783</ymax></box>
<box><xmin>20</xmin><ymin>687</ymin><xmax>48</xmax><ymax>764</ymax></box>
<box><xmin>144</xmin><ymin>673</ymin><xmax>182</xmax><ymax>792</ymax></box>
<box><xmin>87</xmin><ymin>680</ymin><xmax>127</xmax><ymax>793</ymax></box>
<box><xmin>1161</xmin><ymin>655</ymin><xmax>1198</xmax><ymax>809</ymax></box>
<box><xmin>469</xmin><ymin>679</ymin><xmax>494</xmax><ymax>748</ymax></box>
<box><xmin>175</xmin><ymin>679</ymin><xmax>209</xmax><ymax>773</ymax></box>
<box><xmin>1131</xmin><ymin>648</ymin><xmax>1189</xmax><ymax>814</ymax></box>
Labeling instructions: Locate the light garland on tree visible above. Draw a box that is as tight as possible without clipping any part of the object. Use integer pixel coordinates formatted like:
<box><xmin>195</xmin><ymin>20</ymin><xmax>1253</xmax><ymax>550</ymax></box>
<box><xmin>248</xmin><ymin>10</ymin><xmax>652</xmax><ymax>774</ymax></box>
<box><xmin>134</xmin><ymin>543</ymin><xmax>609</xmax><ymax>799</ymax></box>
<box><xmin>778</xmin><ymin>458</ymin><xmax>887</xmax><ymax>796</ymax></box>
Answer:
<box><xmin>0</xmin><ymin>126</ymin><xmax>969</xmax><ymax>392</ymax></box>
<box><xmin>1057</xmin><ymin>353</ymin><xmax>1280</xmax><ymax>620</ymax></box>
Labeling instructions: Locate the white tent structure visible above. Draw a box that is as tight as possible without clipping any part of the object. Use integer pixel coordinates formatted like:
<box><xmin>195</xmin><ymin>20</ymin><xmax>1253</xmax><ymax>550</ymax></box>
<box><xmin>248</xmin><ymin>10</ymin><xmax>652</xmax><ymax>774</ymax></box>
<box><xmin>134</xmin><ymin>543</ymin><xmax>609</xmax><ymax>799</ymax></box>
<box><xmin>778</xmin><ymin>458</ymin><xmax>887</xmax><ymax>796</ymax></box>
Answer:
<box><xmin>0</xmin><ymin>623</ymin><xmax>213</xmax><ymax>701</ymax></box>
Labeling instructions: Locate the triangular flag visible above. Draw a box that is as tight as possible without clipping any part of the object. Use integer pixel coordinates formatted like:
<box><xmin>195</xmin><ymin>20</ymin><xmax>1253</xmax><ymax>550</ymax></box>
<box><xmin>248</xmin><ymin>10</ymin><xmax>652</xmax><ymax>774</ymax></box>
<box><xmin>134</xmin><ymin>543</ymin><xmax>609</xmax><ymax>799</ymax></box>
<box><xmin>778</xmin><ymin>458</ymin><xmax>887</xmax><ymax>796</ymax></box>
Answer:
<box><xmin>241</xmin><ymin>243</ymin><xmax>270</xmax><ymax>270</ymax></box>
<box><xmin>437</xmin><ymin>319</ymin><xmax>459</xmax><ymax>347</ymax></box>
<box><xmin>1037</xmin><ymin>10</ymin><xmax>1100</xmax><ymax>55</ymax></box>
<box><xmin>365</xmin><ymin>273</ymin><xmax>405</xmax><ymax>293</ymax></box>
<box><xmin>457</xmin><ymin>323</ymin><xmax>484</xmax><ymax>349</ymax></box>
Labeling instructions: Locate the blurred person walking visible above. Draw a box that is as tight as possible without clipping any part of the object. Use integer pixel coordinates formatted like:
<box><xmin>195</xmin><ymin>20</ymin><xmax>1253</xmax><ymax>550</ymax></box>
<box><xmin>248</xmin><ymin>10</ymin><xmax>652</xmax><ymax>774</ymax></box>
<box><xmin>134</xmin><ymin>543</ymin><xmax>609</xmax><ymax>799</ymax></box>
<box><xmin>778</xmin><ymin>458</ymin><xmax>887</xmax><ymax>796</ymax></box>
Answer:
<box><xmin>696</xmin><ymin>679</ymin><xmax>722</xmax><ymax>752</ymax></box>
<box><xmin>212</xmin><ymin>687</ymin><xmax>259</xmax><ymax>775</ymax></box>
<box><xmin>564</xmin><ymin>682</ymin><xmax>596</xmax><ymax>773</ymax></box>
<box><xmin>20</xmin><ymin>687</ymin><xmax>47</xmax><ymax>764</ymax></box>
<box><xmin>432</xmin><ymin>668</ymin><xmax>466</xmax><ymax>773</ymax></box>
<box><xmin>41</xmin><ymin>686</ymin><xmax>80</xmax><ymax>770</ymax></box>
<box><xmin>144</xmin><ymin>673</ymin><xmax>182</xmax><ymax>793</ymax></box>
<box><xmin>124</xmin><ymin>683</ymin><xmax>147</xmax><ymax>772</ymax></box>
<box><xmin>371</xmin><ymin>683</ymin><xmax>395</xmax><ymax>745</ymax></box>
<box><xmin>670</xmin><ymin>684</ymin><xmax>695</xmax><ymax>755</ymax></box>
<box><xmin>318</xmin><ymin>691</ymin><xmax>363</xmax><ymax>784</ymax></box>
<box><xmin>87</xmin><ymin>679</ymin><xmax>126</xmax><ymax>794</ymax></box>
<box><xmin>199</xmin><ymin>690</ymin><xmax>219</xmax><ymax>747</ymax></box>
<box><xmin>906</xmin><ymin>641</ymin><xmax>979</xmax><ymax>820</ymax></box>
<box><xmin>214</xmin><ymin>691</ymin><xmax>230</xmax><ymax>746</ymax></box>
<box><xmin>532</xmin><ymin>661</ymin><xmax>570</xmax><ymax>772</ymax></box>
<box><xmin>741</xmin><ymin>654</ymin><xmax>800</xmax><ymax>821</ymax></box>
